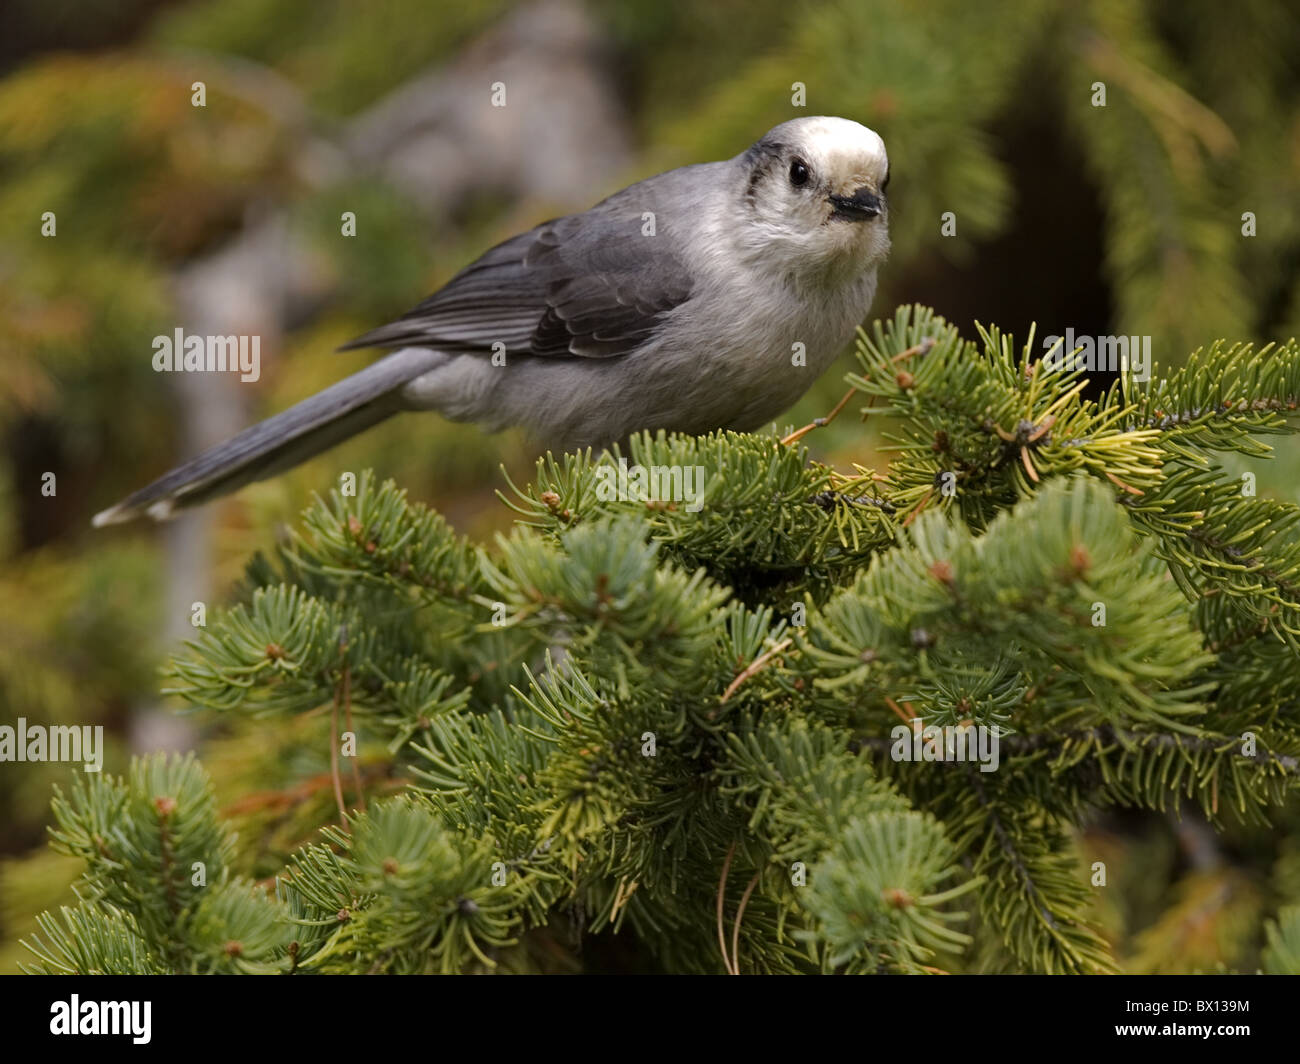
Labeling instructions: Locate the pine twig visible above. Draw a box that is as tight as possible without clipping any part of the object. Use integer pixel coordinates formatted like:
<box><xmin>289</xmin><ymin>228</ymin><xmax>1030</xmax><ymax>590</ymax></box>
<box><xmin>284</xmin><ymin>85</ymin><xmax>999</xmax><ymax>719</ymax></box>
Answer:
<box><xmin>716</xmin><ymin>842</ymin><xmax>738</xmax><ymax>975</ymax></box>
<box><xmin>781</xmin><ymin>387</ymin><xmax>858</xmax><ymax>445</ymax></box>
<box><xmin>730</xmin><ymin>872</ymin><xmax>761</xmax><ymax>975</ymax></box>
<box><xmin>720</xmin><ymin>639</ymin><xmax>793</xmax><ymax>704</ymax></box>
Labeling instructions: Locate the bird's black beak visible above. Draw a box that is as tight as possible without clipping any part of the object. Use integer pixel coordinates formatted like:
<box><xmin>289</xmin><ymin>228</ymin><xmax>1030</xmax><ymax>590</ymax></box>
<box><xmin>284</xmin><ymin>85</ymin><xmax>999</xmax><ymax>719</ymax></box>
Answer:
<box><xmin>828</xmin><ymin>187</ymin><xmax>883</xmax><ymax>221</ymax></box>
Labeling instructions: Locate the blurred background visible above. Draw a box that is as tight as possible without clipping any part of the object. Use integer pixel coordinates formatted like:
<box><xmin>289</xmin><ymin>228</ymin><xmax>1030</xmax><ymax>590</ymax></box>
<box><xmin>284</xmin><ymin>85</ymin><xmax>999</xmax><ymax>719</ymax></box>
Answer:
<box><xmin>1</xmin><ymin>0</ymin><xmax>1298</xmax><ymax>972</ymax></box>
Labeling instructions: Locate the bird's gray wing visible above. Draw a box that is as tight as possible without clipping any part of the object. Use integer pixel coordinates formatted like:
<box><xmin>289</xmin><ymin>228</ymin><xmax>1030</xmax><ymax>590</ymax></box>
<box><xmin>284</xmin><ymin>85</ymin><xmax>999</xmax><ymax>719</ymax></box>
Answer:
<box><xmin>339</xmin><ymin>199</ymin><xmax>694</xmax><ymax>359</ymax></box>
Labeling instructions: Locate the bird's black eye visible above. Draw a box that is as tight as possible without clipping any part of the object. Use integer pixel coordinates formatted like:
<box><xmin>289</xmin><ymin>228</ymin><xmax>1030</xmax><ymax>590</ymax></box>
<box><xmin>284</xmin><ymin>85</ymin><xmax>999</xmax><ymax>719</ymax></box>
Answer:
<box><xmin>788</xmin><ymin>158</ymin><xmax>810</xmax><ymax>187</ymax></box>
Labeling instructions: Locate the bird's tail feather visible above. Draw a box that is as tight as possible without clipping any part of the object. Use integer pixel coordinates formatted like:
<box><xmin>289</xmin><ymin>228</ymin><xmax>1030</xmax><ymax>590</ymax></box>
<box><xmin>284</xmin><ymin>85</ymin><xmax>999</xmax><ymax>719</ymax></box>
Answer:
<box><xmin>93</xmin><ymin>348</ymin><xmax>440</xmax><ymax>526</ymax></box>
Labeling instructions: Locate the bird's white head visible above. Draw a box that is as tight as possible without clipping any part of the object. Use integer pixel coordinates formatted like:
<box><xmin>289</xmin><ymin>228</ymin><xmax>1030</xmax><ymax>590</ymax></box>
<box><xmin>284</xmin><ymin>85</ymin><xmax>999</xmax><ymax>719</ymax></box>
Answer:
<box><xmin>738</xmin><ymin>116</ymin><xmax>891</xmax><ymax>281</ymax></box>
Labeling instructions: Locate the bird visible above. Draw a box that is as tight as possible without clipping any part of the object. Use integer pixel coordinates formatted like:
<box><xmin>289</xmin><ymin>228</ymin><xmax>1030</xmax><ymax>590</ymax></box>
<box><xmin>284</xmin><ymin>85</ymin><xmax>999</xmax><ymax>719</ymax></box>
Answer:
<box><xmin>92</xmin><ymin>115</ymin><xmax>891</xmax><ymax>527</ymax></box>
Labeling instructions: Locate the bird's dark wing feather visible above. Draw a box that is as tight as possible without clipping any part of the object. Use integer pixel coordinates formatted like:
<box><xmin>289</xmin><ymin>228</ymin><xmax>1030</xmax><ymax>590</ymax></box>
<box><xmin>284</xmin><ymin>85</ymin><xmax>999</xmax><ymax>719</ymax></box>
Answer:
<box><xmin>339</xmin><ymin>198</ymin><xmax>694</xmax><ymax>359</ymax></box>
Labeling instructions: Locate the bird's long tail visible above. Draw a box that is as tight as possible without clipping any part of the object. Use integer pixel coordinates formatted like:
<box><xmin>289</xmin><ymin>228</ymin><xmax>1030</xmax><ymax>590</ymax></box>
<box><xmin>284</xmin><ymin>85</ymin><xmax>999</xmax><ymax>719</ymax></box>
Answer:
<box><xmin>92</xmin><ymin>348</ymin><xmax>441</xmax><ymax>526</ymax></box>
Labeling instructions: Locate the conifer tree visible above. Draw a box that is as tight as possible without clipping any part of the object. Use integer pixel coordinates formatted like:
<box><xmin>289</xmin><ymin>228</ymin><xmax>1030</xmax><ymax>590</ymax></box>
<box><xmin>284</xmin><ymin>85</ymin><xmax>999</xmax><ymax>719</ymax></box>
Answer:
<box><xmin>21</xmin><ymin>306</ymin><xmax>1300</xmax><ymax>974</ymax></box>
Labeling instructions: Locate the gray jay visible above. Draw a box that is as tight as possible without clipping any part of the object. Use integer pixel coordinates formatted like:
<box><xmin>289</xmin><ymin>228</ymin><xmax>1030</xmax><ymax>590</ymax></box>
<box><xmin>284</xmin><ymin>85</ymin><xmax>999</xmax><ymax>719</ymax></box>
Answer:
<box><xmin>93</xmin><ymin>115</ymin><xmax>890</xmax><ymax>526</ymax></box>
